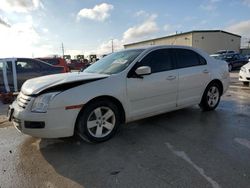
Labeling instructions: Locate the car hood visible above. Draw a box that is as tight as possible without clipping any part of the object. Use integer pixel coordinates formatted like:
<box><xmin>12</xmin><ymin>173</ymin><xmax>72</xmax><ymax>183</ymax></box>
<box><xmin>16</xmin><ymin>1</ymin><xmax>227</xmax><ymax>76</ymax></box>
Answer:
<box><xmin>21</xmin><ymin>72</ymin><xmax>109</xmax><ymax>96</ymax></box>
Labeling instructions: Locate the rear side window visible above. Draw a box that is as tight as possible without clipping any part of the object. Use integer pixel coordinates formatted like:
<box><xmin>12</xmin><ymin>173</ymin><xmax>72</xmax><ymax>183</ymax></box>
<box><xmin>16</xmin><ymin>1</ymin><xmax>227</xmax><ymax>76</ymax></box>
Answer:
<box><xmin>6</xmin><ymin>61</ymin><xmax>13</xmax><ymax>72</ymax></box>
<box><xmin>16</xmin><ymin>59</ymin><xmax>40</xmax><ymax>72</ymax></box>
<box><xmin>139</xmin><ymin>49</ymin><xmax>174</xmax><ymax>73</ymax></box>
<box><xmin>175</xmin><ymin>49</ymin><xmax>206</xmax><ymax>69</ymax></box>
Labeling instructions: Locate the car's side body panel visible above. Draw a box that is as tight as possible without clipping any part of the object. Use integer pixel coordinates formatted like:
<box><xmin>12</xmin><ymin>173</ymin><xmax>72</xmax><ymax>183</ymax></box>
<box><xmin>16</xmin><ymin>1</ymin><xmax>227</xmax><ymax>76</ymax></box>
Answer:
<box><xmin>126</xmin><ymin>69</ymin><xmax>178</xmax><ymax>120</ymax></box>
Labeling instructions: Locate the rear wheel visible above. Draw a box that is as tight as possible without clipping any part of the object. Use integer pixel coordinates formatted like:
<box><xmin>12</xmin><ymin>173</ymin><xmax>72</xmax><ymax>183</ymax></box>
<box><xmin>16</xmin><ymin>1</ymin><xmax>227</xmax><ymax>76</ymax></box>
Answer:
<box><xmin>199</xmin><ymin>82</ymin><xmax>221</xmax><ymax>111</ymax></box>
<box><xmin>76</xmin><ymin>100</ymin><xmax>121</xmax><ymax>143</ymax></box>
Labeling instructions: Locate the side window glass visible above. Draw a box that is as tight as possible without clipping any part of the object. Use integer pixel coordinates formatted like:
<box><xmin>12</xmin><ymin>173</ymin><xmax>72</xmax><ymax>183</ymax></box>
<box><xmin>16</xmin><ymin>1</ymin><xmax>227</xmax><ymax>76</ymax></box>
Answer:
<box><xmin>16</xmin><ymin>60</ymin><xmax>40</xmax><ymax>72</ymax></box>
<box><xmin>198</xmin><ymin>54</ymin><xmax>207</xmax><ymax>65</ymax></box>
<box><xmin>140</xmin><ymin>49</ymin><xmax>174</xmax><ymax>73</ymax></box>
<box><xmin>176</xmin><ymin>49</ymin><xmax>204</xmax><ymax>68</ymax></box>
<box><xmin>0</xmin><ymin>61</ymin><xmax>13</xmax><ymax>73</ymax></box>
<box><xmin>37</xmin><ymin>60</ymin><xmax>48</xmax><ymax>69</ymax></box>
<box><xmin>6</xmin><ymin>61</ymin><xmax>13</xmax><ymax>72</ymax></box>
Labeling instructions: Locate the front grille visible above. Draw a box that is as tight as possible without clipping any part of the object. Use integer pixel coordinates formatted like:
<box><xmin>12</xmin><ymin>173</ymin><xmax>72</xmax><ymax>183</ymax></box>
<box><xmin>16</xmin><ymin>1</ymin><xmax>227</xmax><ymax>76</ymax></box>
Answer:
<box><xmin>17</xmin><ymin>92</ymin><xmax>31</xmax><ymax>109</ymax></box>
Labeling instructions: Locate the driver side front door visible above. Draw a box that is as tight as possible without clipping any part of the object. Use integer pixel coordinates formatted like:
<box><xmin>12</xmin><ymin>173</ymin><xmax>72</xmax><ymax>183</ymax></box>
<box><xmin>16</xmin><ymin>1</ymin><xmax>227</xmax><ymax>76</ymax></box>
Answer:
<box><xmin>126</xmin><ymin>48</ymin><xmax>178</xmax><ymax>120</ymax></box>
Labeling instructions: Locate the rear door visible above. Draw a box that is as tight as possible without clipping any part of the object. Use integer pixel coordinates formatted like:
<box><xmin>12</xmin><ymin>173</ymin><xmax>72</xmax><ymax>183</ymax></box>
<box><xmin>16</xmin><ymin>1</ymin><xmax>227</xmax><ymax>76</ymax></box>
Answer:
<box><xmin>175</xmin><ymin>49</ymin><xmax>210</xmax><ymax>107</ymax></box>
<box><xmin>16</xmin><ymin>58</ymin><xmax>43</xmax><ymax>90</ymax></box>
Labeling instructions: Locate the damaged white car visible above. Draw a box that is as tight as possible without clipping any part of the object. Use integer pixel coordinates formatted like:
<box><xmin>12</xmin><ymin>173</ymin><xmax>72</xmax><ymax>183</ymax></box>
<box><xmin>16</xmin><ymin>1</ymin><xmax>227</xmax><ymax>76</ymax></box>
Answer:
<box><xmin>8</xmin><ymin>46</ymin><xmax>229</xmax><ymax>142</ymax></box>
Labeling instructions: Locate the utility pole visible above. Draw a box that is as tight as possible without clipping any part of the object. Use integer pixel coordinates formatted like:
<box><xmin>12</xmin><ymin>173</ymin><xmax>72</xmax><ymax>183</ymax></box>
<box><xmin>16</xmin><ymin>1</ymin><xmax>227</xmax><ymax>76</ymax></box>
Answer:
<box><xmin>62</xmin><ymin>43</ymin><xmax>65</xmax><ymax>57</ymax></box>
<box><xmin>111</xmin><ymin>39</ymin><xmax>114</xmax><ymax>53</ymax></box>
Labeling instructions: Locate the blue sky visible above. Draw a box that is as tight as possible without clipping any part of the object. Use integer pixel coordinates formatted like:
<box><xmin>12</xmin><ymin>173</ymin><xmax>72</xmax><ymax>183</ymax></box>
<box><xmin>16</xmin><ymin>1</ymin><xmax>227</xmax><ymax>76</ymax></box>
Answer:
<box><xmin>0</xmin><ymin>0</ymin><xmax>250</xmax><ymax>57</ymax></box>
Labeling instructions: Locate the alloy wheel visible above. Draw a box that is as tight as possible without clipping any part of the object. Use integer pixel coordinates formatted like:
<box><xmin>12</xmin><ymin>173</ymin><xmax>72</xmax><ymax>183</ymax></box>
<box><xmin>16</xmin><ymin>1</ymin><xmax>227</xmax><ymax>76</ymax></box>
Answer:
<box><xmin>207</xmin><ymin>86</ymin><xmax>219</xmax><ymax>108</ymax></box>
<box><xmin>86</xmin><ymin>107</ymin><xmax>116</xmax><ymax>138</ymax></box>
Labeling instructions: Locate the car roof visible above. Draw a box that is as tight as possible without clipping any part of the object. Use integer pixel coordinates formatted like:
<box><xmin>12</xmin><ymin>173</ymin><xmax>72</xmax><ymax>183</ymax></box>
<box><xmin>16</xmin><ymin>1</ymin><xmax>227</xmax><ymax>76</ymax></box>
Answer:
<box><xmin>125</xmin><ymin>45</ymin><xmax>199</xmax><ymax>51</ymax></box>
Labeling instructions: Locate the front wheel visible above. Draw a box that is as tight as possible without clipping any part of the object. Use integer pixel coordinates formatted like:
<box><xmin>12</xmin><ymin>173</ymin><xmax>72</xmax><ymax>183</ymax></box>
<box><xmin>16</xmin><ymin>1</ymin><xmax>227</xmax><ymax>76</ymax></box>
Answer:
<box><xmin>199</xmin><ymin>83</ymin><xmax>221</xmax><ymax>111</ymax></box>
<box><xmin>76</xmin><ymin>100</ymin><xmax>121</xmax><ymax>143</ymax></box>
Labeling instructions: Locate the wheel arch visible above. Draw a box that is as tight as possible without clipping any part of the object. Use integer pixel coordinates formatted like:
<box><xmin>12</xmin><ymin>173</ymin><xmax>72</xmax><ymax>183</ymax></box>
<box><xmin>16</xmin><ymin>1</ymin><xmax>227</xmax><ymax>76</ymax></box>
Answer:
<box><xmin>206</xmin><ymin>79</ymin><xmax>224</xmax><ymax>96</ymax></box>
<box><xmin>75</xmin><ymin>95</ymin><xmax>126</xmax><ymax>130</ymax></box>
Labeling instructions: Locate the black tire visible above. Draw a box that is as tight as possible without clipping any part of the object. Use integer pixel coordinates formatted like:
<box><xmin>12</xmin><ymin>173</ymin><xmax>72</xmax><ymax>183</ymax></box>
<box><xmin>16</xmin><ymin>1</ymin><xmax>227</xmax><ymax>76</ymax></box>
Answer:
<box><xmin>199</xmin><ymin>82</ymin><xmax>221</xmax><ymax>111</ymax></box>
<box><xmin>243</xmin><ymin>82</ymin><xmax>249</xmax><ymax>86</ymax></box>
<box><xmin>76</xmin><ymin>100</ymin><xmax>121</xmax><ymax>143</ymax></box>
<box><xmin>228</xmin><ymin>64</ymin><xmax>232</xmax><ymax>72</ymax></box>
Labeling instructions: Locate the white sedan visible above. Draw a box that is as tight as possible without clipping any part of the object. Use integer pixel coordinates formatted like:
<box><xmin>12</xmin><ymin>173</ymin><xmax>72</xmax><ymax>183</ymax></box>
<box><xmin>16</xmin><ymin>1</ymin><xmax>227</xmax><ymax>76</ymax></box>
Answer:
<box><xmin>8</xmin><ymin>45</ymin><xmax>229</xmax><ymax>142</ymax></box>
<box><xmin>239</xmin><ymin>61</ymin><xmax>250</xmax><ymax>86</ymax></box>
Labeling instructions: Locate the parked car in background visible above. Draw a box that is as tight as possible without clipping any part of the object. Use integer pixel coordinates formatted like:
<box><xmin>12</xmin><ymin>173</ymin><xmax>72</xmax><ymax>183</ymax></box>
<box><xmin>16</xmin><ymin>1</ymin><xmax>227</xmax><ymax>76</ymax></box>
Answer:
<box><xmin>9</xmin><ymin>46</ymin><xmax>229</xmax><ymax>142</ymax></box>
<box><xmin>0</xmin><ymin>58</ymin><xmax>64</xmax><ymax>93</ymax></box>
<box><xmin>245</xmin><ymin>55</ymin><xmax>250</xmax><ymax>61</ymax></box>
<box><xmin>210</xmin><ymin>50</ymin><xmax>237</xmax><ymax>60</ymax></box>
<box><xmin>37</xmin><ymin>57</ymin><xmax>70</xmax><ymax>72</ymax></box>
<box><xmin>215</xmin><ymin>50</ymin><xmax>237</xmax><ymax>55</ymax></box>
<box><xmin>213</xmin><ymin>53</ymin><xmax>248</xmax><ymax>71</ymax></box>
<box><xmin>239</xmin><ymin>61</ymin><xmax>250</xmax><ymax>86</ymax></box>
<box><xmin>68</xmin><ymin>59</ymin><xmax>87</xmax><ymax>71</ymax></box>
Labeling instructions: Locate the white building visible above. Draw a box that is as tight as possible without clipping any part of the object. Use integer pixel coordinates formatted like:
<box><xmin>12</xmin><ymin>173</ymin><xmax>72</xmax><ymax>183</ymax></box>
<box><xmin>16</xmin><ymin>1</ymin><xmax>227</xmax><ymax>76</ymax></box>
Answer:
<box><xmin>124</xmin><ymin>30</ymin><xmax>241</xmax><ymax>54</ymax></box>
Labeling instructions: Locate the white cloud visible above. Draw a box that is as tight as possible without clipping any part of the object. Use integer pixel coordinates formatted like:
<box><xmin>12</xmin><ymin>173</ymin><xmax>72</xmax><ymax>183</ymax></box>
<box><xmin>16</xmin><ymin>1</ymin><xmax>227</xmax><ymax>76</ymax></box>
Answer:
<box><xmin>0</xmin><ymin>19</ymin><xmax>56</xmax><ymax>58</ymax></box>
<box><xmin>200</xmin><ymin>0</ymin><xmax>220</xmax><ymax>11</ymax></box>
<box><xmin>96</xmin><ymin>39</ymin><xmax>123</xmax><ymax>55</ymax></box>
<box><xmin>77</xmin><ymin>3</ymin><xmax>114</xmax><ymax>22</ymax></box>
<box><xmin>89</xmin><ymin>12</ymin><xmax>160</xmax><ymax>55</ymax></box>
<box><xmin>42</xmin><ymin>28</ymin><xmax>49</xmax><ymax>33</ymax></box>
<box><xmin>0</xmin><ymin>15</ymin><xmax>11</xmax><ymax>28</ymax></box>
<box><xmin>0</xmin><ymin>0</ymin><xmax>43</xmax><ymax>13</ymax></box>
<box><xmin>123</xmin><ymin>14</ymin><xmax>159</xmax><ymax>42</ymax></box>
<box><xmin>135</xmin><ymin>10</ymin><xmax>151</xmax><ymax>18</ymax></box>
<box><xmin>225</xmin><ymin>20</ymin><xmax>250</xmax><ymax>37</ymax></box>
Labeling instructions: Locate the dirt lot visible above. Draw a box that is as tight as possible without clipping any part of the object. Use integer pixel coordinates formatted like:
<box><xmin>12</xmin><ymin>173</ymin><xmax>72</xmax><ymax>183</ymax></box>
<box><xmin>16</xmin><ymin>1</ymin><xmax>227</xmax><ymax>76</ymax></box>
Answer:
<box><xmin>0</xmin><ymin>72</ymin><xmax>250</xmax><ymax>188</ymax></box>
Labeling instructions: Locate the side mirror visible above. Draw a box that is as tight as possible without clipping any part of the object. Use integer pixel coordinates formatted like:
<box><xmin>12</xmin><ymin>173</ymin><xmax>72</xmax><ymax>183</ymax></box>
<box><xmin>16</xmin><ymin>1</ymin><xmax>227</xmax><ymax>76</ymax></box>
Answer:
<box><xmin>135</xmin><ymin>66</ymin><xmax>151</xmax><ymax>76</ymax></box>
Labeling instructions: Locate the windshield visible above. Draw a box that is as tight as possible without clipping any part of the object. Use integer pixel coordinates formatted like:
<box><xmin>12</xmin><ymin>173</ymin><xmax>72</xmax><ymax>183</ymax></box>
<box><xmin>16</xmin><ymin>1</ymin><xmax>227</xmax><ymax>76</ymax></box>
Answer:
<box><xmin>83</xmin><ymin>49</ymin><xmax>144</xmax><ymax>75</ymax></box>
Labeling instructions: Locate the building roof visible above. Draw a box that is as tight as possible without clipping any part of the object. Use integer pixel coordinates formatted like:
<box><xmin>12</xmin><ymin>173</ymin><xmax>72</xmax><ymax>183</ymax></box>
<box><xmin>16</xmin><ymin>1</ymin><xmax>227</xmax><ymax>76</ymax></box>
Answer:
<box><xmin>124</xmin><ymin>30</ymin><xmax>241</xmax><ymax>47</ymax></box>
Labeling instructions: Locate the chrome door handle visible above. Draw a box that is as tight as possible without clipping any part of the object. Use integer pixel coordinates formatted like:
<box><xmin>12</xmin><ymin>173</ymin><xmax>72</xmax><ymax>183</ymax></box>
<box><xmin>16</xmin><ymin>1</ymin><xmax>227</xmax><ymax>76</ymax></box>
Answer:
<box><xmin>166</xmin><ymin>75</ymin><xmax>176</xmax><ymax>80</ymax></box>
<box><xmin>203</xmin><ymin>69</ymin><xmax>209</xmax><ymax>74</ymax></box>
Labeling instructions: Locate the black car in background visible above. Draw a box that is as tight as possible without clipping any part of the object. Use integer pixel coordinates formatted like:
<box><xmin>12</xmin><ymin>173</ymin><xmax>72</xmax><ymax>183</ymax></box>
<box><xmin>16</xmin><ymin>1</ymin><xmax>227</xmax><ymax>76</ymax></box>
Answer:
<box><xmin>215</xmin><ymin>53</ymin><xmax>249</xmax><ymax>71</ymax></box>
<box><xmin>0</xmin><ymin>58</ymin><xmax>64</xmax><ymax>93</ymax></box>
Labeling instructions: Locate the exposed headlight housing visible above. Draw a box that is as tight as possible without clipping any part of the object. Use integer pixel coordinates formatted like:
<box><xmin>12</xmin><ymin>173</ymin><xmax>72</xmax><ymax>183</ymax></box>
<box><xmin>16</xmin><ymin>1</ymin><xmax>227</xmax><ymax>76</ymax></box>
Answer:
<box><xmin>241</xmin><ymin>67</ymin><xmax>246</xmax><ymax>73</ymax></box>
<box><xmin>31</xmin><ymin>92</ymin><xmax>59</xmax><ymax>113</ymax></box>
